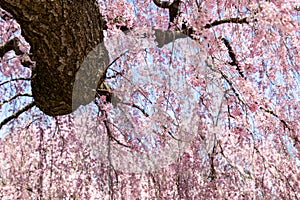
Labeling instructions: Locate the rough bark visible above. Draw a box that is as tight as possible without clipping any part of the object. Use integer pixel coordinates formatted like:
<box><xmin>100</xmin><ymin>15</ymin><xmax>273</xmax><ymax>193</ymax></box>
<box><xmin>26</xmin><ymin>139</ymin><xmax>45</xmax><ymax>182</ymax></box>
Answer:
<box><xmin>0</xmin><ymin>0</ymin><xmax>108</xmax><ymax>116</ymax></box>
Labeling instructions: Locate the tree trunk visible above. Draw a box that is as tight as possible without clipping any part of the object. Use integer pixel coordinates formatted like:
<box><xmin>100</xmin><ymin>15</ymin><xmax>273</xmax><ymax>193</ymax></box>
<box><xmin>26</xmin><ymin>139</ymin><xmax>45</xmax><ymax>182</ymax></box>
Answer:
<box><xmin>0</xmin><ymin>0</ymin><xmax>108</xmax><ymax>116</ymax></box>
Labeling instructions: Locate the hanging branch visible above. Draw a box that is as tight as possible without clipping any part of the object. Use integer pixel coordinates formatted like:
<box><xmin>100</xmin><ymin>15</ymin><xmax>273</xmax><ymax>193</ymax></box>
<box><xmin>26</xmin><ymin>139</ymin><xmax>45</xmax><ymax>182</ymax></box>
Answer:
<box><xmin>260</xmin><ymin>107</ymin><xmax>292</xmax><ymax>131</ymax></box>
<box><xmin>221</xmin><ymin>37</ymin><xmax>246</xmax><ymax>79</ymax></box>
<box><xmin>0</xmin><ymin>101</ymin><xmax>35</xmax><ymax>129</ymax></box>
<box><xmin>150</xmin><ymin>1</ymin><xmax>250</xmax><ymax>47</ymax></box>
<box><xmin>219</xmin><ymin>67</ymin><xmax>292</xmax><ymax>133</ymax></box>
<box><xmin>103</xmin><ymin>112</ymin><xmax>132</xmax><ymax>149</ymax></box>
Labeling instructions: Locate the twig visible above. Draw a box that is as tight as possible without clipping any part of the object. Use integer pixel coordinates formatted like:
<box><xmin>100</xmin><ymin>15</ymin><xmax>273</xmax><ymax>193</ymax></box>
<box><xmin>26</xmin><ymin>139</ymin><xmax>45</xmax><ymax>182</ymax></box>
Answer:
<box><xmin>217</xmin><ymin>68</ymin><xmax>245</xmax><ymax>104</ymax></box>
<box><xmin>121</xmin><ymin>102</ymin><xmax>149</xmax><ymax>117</ymax></box>
<box><xmin>97</xmin><ymin>51</ymin><xmax>128</xmax><ymax>90</ymax></box>
<box><xmin>0</xmin><ymin>101</ymin><xmax>35</xmax><ymax>129</ymax></box>
<box><xmin>260</xmin><ymin>106</ymin><xmax>292</xmax><ymax>131</ymax></box>
<box><xmin>0</xmin><ymin>93</ymin><xmax>32</xmax><ymax>106</ymax></box>
<box><xmin>103</xmin><ymin>112</ymin><xmax>132</xmax><ymax>148</ymax></box>
<box><xmin>0</xmin><ymin>77</ymin><xmax>31</xmax><ymax>87</ymax></box>
<box><xmin>204</xmin><ymin>17</ymin><xmax>248</xmax><ymax>28</ymax></box>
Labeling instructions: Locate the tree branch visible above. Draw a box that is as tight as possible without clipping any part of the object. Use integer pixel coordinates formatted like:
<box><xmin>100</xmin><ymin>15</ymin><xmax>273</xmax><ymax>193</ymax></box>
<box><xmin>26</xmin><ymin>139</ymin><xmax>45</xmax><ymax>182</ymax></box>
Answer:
<box><xmin>0</xmin><ymin>37</ymin><xmax>22</xmax><ymax>57</ymax></box>
<box><xmin>103</xmin><ymin>115</ymin><xmax>132</xmax><ymax>149</ymax></box>
<box><xmin>217</xmin><ymin>68</ymin><xmax>245</xmax><ymax>104</ymax></box>
<box><xmin>0</xmin><ymin>93</ymin><xmax>32</xmax><ymax>106</ymax></box>
<box><xmin>218</xmin><ymin>66</ymin><xmax>293</xmax><ymax>133</ymax></box>
<box><xmin>260</xmin><ymin>107</ymin><xmax>292</xmax><ymax>131</ymax></box>
<box><xmin>152</xmin><ymin>0</ymin><xmax>173</xmax><ymax>8</ymax></box>
<box><xmin>153</xmin><ymin>29</ymin><xmax>187</xmax><ymax>47</ymax></box>
<box><xmin>0</xmin><ymin>101</ymin><xmax>35</xmax><ymax>129</ymax></box>
<box><xmin>121</xmin><ymin>102</ymin><xmax>149</xmax><ymax>117</ymax></box>
<box><xmin>0</xmin><ymin>77</ymin><xmax>30</xmax><ymax>87</ymax></box>
<box><xmin>221</xmin><ymin>37</ymin><xmax>245</xmax><ymax>79</ymax></box>
<box><xmin>168</xmin><ymin>0</ymin><xmax>181</xmax><ymax>24</ymax></box>
<box><xmin>0</xmin><ymin>37</ymin><xmax>34</xmax><ymax>67</ymax></box>
<box><xmin>204</xmin><ymin>17</ymin><xmax>248</xmax><ymax>28</ymax></box>
<box><xmin>152</xmin><ymin>0</ymin><xmax>181</xmax><ymax>25</ymax></box>
<box><xmin>149</xmin><ymin>16</ymin><xmax>249</xmax><ymax>47</ymax></box>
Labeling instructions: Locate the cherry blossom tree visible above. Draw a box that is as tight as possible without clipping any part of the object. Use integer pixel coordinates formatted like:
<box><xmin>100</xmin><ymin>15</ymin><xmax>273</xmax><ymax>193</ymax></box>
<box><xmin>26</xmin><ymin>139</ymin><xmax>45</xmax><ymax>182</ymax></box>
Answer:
<box><xmin>0</xmin><ymin>0</ymin><xmax>300</xmax><ymax>199</ymax></box>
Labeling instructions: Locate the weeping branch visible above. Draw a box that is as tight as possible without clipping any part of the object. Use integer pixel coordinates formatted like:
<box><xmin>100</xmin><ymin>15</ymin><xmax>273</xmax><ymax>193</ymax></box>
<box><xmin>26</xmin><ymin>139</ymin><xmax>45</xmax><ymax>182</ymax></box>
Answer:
<box><xmin>103</xmin><ymin>112</ymin><xmax>132</xmax><ymax>149</ymax></box>
<box><xmin>121</xmin><ymin>102</ymin><xmax>149</xmax><ymax>117</ymax></box>
<box><xmin>221</xmin><ymin>38</ymin><xmax>246</xmax><ymax>79</ymax></box>
<box><xmin>219</xmin><ymin>67</ymin><xmax>292</xmax><ymax>133</ymax></box>
<box><xmin>150</xmin><ymin>0</ymin><xmax>250</xmax><ymax>48</ymax></box>
<box><xmin>0</xmin><ymin>101</ymin><xmax>35</xmax><ymax>129</ymax></box>
<box><xmin>260</xmin><ymin>107</ymin><xmax>292</xmax><ymax>131</ymax></box>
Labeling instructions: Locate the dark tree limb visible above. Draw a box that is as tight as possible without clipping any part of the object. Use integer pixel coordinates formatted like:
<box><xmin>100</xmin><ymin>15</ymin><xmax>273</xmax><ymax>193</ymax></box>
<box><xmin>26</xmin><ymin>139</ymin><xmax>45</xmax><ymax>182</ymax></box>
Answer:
<box><xmin>221</xmin><ymin>38</ymin><xmax>245</xmax><ymax>79</ymax></box>
<box><xmin>152</xmin><ymin>0</ymin><xmax>181</xmax><ymax>25</ymax></box>
<box><xmin>121</xmin><ymin>102</ymin><xmax>149</xmax><ymax>117</ymax></box>
<box><xmin>153</xmin><ymin>29</ymin><xmax>187</xmax><ymax>47</ymax></box>
<box><xmin>0</xmin><ymin>101</ymin><xmax>35</xmax><ymax>129</ymax></box>
<box><xmin>219</xmin><ymin>66</ymin><xmax>293</xmax><ymax>135</ymax></box>
<box><xmin>168</xmin><ymin>0</ymin><xmax>181</xmax><ymax>24</ymax></box>
<box><xmin>204</xmin><ymin>17</ymin><xmax>248</xmax><ymax>28</ymax></box>
<box><xmin>152</xmin><ymin>0</ymin><xmax>173</xmax><ymax>8</ymax></box>
<box><xmin>151</xmin><ymin>16</ymin><xmax>250</xmax><ymax>47</ymax></box>
<box><xmin>217</xmin><ymin>64</ymin><xmax>294</xmax><ymax>137</ymax></box>
<box><xmin>216</xmin><ymin>68</ymin><xmax>245</xmax><ymax>105</ymax></box>
<box><xmin>0</xmin><ymin>37</ymin><xmax>22</xmax><ymax>57</ymax></box>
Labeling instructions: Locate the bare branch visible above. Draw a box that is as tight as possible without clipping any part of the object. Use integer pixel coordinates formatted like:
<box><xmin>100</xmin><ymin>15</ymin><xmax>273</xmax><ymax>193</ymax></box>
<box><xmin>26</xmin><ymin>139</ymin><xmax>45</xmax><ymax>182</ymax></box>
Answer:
<box><xmin>0</xmin><ymin>93</ymin><xmax>32</xmax><ymax>106</ymax></box>
<box><xmin>97</xmin><ymin>51</ymin><xmax>128</xmax><ymax>90</ymax></box>
<box><xmin>182</xmin><ymin>17</ymin><xmax>249</xmax><ymax>38</ymax></box>
<box><xmin>151</xmin><ymin>16</ymin><xmax>249</xmax><ymax>48</ymax></box>
<box><xmin>0</xmin><ymin>101</ymin><xmax>35</xmax><ymax>129</ymax></box>
<box><xmin>204</xmin><ymin>17</ymin><xmax>248</xmax><ymax>29</ymax></box>
<box><xmin>0</xmin><ymin>77</ymin><xmax>30</xmax><ymax>87</ymax></box>
<box><xmin>168</xmin><ymin>0</ymin><xmax>181</xmax><ymax>24</ymax></box>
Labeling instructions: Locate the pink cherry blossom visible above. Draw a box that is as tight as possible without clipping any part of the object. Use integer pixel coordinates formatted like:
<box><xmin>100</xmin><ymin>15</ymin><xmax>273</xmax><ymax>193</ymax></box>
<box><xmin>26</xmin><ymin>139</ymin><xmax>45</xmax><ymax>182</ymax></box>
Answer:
<box><xmin>0</xmin><ymin>0</ymin><xmax>300</xmax><ymax>199</ymax></box>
